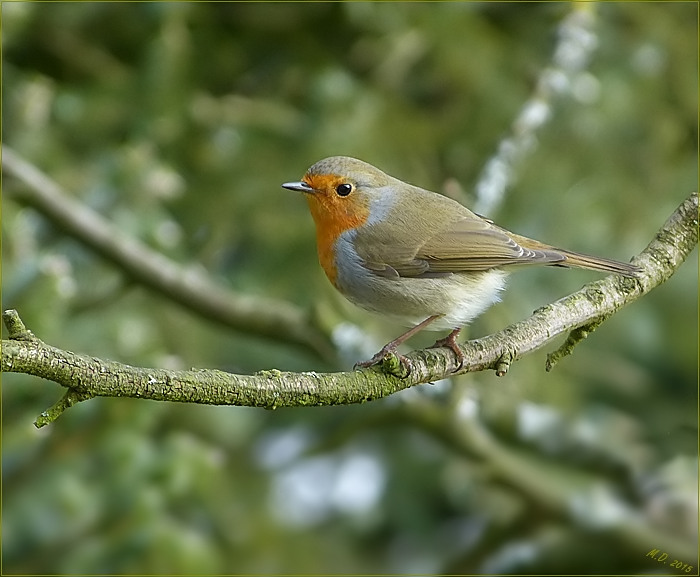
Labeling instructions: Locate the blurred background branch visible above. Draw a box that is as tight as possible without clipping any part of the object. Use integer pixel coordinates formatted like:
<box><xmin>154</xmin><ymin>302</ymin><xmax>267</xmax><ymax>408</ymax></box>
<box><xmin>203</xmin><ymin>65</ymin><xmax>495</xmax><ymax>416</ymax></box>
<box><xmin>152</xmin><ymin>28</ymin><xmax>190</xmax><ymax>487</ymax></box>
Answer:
<box><xmin>475</xmin><ymin>3</ymin><xmax>600</xmax><ymax>215</ymax></box>
<box><xmin>2</xmin><ymin>146</ymin><xmax>335</xmax><ymax>361</ymax></box>
<box><xmin>402</xmin><ymin>396</ymin><xmax>698</xmax><ymax>564</ymax></box>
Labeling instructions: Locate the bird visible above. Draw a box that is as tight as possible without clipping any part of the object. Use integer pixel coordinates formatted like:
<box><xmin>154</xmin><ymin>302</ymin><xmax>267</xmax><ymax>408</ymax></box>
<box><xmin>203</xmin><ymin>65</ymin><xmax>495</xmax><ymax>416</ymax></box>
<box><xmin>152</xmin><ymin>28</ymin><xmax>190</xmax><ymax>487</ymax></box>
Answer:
<box><xmin>282</xmin><ymin>156</ymin><xmax>640</xmax><ymax>372</ymax></box>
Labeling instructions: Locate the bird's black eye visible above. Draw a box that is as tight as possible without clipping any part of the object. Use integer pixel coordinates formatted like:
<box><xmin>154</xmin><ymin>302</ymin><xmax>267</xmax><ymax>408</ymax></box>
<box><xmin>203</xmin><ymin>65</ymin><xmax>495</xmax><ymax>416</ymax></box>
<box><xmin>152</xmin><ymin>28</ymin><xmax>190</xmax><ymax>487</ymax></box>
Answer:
<box><xmin>335</xmin><ymin>183</ymin><xmax>353</xmax><ymax>197</ymax></box>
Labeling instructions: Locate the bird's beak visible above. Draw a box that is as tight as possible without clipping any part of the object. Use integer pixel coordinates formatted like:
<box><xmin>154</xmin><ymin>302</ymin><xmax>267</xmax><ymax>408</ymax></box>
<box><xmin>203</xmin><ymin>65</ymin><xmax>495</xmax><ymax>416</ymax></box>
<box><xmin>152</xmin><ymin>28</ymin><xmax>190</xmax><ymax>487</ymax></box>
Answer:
<box><xmin>282</xmin><ymin>181</ymin><xmax>315</xmax><ymax>194</ymax></box>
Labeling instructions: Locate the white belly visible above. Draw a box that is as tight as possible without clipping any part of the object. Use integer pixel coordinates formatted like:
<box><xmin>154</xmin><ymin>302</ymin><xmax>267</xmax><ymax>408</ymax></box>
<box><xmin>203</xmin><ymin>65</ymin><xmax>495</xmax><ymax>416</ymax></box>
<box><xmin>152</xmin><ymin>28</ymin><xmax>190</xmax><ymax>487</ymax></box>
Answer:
<box><xmin>333</xmin><ymin>232</ymin><xmax>508</xmax><ymax>330</ymax></box>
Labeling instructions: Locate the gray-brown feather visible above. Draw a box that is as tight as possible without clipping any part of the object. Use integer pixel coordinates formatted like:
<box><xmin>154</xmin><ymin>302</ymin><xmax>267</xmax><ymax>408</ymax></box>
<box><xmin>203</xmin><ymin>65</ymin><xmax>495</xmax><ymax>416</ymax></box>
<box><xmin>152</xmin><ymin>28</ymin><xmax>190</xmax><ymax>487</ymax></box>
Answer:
<box><xmin>353</xmin><ymin>182</ymin><xmax>567</xmax><ymax>277</ymax></box>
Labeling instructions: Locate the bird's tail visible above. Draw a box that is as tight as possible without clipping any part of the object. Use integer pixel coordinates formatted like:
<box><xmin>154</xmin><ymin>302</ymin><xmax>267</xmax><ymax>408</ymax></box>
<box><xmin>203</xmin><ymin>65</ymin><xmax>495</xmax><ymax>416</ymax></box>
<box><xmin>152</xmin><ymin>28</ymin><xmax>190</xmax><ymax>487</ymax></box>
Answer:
<box><xmin>552</xmin><ymin>248</ymin><xmax>641</xmax><ymax>277</ymax></box>
<box><xmin>509</xmin><ymin>232</ymin><xmax>641</xmax><ymax>277</ymax></box>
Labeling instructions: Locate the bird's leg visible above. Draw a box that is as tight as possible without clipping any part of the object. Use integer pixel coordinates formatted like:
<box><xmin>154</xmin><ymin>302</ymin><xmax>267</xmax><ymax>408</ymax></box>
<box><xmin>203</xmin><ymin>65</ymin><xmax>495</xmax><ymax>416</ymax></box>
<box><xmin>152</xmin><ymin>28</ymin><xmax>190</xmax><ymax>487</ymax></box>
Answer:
<box><xmin>429</xmin><ymin>328</ymin><xmax>465</xmax><ymax>371</ymax></box>
<box><xmin>355</xmin><ymin>314</ymin><xmax>443</xmax><ymax>373</ymax></box>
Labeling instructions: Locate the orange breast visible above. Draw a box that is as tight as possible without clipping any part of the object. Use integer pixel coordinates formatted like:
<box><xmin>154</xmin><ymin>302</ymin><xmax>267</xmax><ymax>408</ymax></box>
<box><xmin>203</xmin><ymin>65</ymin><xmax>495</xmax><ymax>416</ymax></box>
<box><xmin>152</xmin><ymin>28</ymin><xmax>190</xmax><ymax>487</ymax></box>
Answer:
<box><xmin>303</xmin><ymin>174</ymin><xmax>370</xmax><ymax>287</ymax></box>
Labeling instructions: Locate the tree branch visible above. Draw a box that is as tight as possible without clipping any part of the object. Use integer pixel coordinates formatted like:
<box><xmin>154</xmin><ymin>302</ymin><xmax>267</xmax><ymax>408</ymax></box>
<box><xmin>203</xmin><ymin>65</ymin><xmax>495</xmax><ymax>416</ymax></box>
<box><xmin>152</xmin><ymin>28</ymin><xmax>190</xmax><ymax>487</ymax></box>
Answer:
<box><xmin>1</xmin><ymin>146</ymin><xmax>334</xmax><ymax>360</ymax></box>
<box><xmin>1</xmin><ymin>192</ymin><xmax>696</xmax><ymax>427</ymax></box>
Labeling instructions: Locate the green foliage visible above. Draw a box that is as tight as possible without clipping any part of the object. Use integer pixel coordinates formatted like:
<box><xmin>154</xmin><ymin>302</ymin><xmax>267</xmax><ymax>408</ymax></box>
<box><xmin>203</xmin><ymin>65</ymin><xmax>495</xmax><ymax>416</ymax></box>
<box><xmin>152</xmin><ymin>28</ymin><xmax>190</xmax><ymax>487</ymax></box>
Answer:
<box><xmin>2</xmin><ymin>3</ymin><xmax>697</xmax><ymax>574</ymax></box>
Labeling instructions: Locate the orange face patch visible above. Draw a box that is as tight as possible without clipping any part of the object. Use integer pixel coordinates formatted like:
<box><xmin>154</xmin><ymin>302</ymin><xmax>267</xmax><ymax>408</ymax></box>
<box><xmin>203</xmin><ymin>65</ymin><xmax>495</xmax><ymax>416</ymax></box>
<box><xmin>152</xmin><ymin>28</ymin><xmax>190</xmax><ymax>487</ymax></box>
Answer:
<box><xmin>302</xmin><ymin>173</ymin><xmax>370</xmax><ymax>286</ymax></box>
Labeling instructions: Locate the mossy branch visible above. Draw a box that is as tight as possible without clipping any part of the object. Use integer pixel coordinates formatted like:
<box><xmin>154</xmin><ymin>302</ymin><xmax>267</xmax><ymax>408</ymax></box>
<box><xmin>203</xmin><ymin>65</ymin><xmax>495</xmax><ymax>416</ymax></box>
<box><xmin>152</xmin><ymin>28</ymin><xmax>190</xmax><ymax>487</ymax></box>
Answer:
<box><xmin>1</xmin><ymin>192</ymin><xmax>696</xmax><ymax>427</ymax></box>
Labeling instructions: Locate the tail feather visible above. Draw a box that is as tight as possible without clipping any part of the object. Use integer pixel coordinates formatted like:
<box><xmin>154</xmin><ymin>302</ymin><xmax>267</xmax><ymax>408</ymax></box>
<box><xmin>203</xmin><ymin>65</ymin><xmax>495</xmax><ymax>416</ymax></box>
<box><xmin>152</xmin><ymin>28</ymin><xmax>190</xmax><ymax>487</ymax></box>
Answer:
<box><xmin>552</xmin><ymin>249</ymin><xmax>641</xmax><ymax>277</ymax></box>
<box><xmin>509</xmin><ymin>232</ymin><xmax>641</xmax><ymax>277</ymax></box>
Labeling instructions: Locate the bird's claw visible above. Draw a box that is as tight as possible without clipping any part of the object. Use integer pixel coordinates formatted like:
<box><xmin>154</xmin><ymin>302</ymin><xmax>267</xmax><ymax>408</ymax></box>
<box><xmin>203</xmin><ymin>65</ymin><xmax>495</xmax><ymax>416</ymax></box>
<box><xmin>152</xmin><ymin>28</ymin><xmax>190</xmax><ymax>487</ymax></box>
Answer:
<box><xmin>430</xmin><ymin>333</ymin><xmax>466</xmax><ymax>372</ymax></box>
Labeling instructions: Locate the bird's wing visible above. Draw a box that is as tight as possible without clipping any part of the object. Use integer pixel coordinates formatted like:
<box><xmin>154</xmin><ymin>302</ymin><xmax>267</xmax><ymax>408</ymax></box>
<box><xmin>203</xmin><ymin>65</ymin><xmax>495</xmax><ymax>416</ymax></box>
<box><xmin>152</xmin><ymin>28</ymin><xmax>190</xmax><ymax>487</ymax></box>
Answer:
<box><xmin>414</xmin><ymin>217</ymin><xmax>567</xmax><ymax>273</ymax></box>
<box><xmin>355</xmin><ymin>215</ymin><xmax>567</xmax><ymax>278</ymax></box>
<box><xmin>352</xmin><ymin>187</ymin><xmax>566</xmax><ymax>278</ymax></box>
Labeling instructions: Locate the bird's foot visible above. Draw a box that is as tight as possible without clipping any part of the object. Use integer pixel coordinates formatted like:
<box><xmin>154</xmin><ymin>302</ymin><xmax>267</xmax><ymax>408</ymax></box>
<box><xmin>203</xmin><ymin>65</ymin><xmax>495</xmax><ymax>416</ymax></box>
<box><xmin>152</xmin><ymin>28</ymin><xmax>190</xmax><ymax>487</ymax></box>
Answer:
<box><xmin>429</xmin><ymin>328</ymin><xmax>465</xmax><ymax>372</ymax></box>
<box><xmin>353</xmin><ymin>316</ymin><xmax>446</xmax><ymax>377</ymax></box>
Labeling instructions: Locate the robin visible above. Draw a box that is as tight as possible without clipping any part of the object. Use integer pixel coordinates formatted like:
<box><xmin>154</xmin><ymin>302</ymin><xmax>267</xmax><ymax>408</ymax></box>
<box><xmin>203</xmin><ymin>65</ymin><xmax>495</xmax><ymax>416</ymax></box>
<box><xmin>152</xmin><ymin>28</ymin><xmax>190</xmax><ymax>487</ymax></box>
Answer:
<box><xmin>283</xmin><ymin>156</ymin><xmax>639</xmax><ymax>371</ymax></box>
